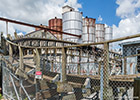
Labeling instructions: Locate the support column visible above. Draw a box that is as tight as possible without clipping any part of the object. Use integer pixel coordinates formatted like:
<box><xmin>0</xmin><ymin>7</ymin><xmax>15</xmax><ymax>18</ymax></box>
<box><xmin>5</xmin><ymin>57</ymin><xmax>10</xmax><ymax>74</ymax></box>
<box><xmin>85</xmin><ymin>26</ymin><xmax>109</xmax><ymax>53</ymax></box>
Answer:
<box><xmin>77</xmin><ymin>49</ymin><xmax>81</xmax><ymax>75</ymax></box>
<box><xmin>14</xmin><ymin>31</ymin><xmax>18</xmax><ymax>39</ymax></box>
<box><xmin>1</xmin><ymin>34</ymin><xmax>7</xmax><ymax>55</ymax></box>
<box><xmin>134</xmin><ymin>78</ymin><xmax>140</xmax><ymax>100</ymax></box>
<box><xmin>35</xmin><ymin>48</ymin><xmax>41</xmax><ymax>100</ymax></box>
<box><xmin>103</xmin><ymin>42</ymin><xmax>109</xmax><ymax>100</ymax></box>
<box><xmin>36</xmin><ymin>48</ymin><xmax>41</xmax><ymax>72</ymax></box>
<box><xmin>9</xmin><ymin>44</ymin><xmax>13</xmax><ymax>63</ymax></box>
<box><xmin>98</xmin><ymin>61</ymin><xmax>101</xmax><ymax>75</ymax></box>
<box><xmin>19</xmin><ymin>46</ymin><xmax>24</xmax><ymax>71</ymax></box>
<box><xmin>62</xmin><ymin>47</ymin><xmax>67</xmax><ymax>83</ymax></box>
<box><xmin>124</xmin><ymin>57</ymin><xmax>127</xmax><ymax>75</ymax></box>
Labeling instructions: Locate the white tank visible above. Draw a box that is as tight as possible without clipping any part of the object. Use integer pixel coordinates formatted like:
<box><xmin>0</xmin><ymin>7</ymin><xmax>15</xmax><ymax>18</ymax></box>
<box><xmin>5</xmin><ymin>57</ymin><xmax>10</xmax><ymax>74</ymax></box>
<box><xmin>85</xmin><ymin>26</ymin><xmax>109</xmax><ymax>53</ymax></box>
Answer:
<box><xmin>95</xmin><ymin>24</ymin><xmax>105</xmax><ymax>42</ymax></box>
<box><xmin>105</xmin><ymin>26</ymin><xmax>113</xmax><ymax>41</ymax></box>
<box><xmin>62</xmin><ymin>11</ymin><xmax>83</xmax><ymax>43</ymax></box>
<box><xmin>105</xmin><ymin>26</ymin><xmax>113</xmax><ymax>50</ymax></box>
<box><xmin>82</xmin><ymin>17</ymin><xmax>96</xmax><ymax>43</ymax></box>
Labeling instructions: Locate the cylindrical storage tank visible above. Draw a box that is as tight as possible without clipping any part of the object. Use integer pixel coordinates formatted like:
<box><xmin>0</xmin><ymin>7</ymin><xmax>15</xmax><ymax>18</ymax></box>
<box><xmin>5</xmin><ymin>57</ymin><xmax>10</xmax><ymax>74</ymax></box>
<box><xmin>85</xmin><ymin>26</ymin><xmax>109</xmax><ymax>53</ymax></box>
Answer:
<box><xmin>62</xmin><ymin>11</ymin><xmax>82</xmax><ymax>43</ymax></box>
<box><xmin>105</xmin><ymin>26</ymin><xmax>113</xmax><ymax>50</ymax></box>
<box><xmin>82</xmin><ymin>17</ymin><xmax>96</xmax><ymax>43</ymax></box>
<box><xmin>49</xmin><ymin>17</ymin><xmax>62</xmax><ymax>40</ymax></box>
<box><xmin>105</xmin><ymin>26</ymin><xmax>113</xmax><ymax>41</ymax></box>
<box><xmin>95</xmin><ymin>24</ymin><xmax>105</xmax><ymax>43</ymax></box>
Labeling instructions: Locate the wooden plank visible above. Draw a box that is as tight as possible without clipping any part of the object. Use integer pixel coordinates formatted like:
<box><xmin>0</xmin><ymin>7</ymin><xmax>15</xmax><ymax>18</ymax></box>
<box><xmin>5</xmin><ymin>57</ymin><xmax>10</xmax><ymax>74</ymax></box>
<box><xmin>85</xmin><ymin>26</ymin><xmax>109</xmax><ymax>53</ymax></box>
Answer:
<box><xmin>36</xmin><ymin>48</ymin><xmax>41</xmax><ymax>71</ymax></box>
<box><xmin>62</xmin><ymin>47</ymin><xmax>67</xmax><ymax>82</ymax></box>
<box><xmin>103</xmin><ymin>43</ymin><xmax>109</xmax><ymax>87</ymax></box>
<box><xmin>9</xmin><ymin>44</ymin><xmax>13</xmax><ymax>63</ymax></box>
<box><xmin>77</xmin><ymin>49</ymin><xmax>81</xmax><ymax>75</ymax></box>
<box><xmin>124</xmin><ymin>57</ymin><xmax>127</xmax><ymax>75</ymax></box>
<box><xmin>134</xmin><ymin>78</ymin><xmax>140</xmax><ymax>100</ymax></box>
<box><xmin>103</xmin><ymin>43</ymin><xmax>109</xmax><ymax>100</ymax></box>
<box><xmin>14</xmin><ymin>32</ymin><xmax>18</xmax><ymax>39</ymax></box>
<box><xmin>19</xmin><ymin>46</ymin><xmax>24</xmax><ymax>70</ymax></box>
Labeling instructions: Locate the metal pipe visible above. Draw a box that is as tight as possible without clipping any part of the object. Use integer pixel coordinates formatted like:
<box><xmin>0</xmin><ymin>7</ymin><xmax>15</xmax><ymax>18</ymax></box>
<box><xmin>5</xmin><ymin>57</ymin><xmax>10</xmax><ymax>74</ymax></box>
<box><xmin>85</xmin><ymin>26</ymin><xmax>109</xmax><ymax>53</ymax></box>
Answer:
<box><xmin>20</xmin><ymin>82</ymin><xmax>31</xmax><ymax>100</ymax></box>
<box><xmin>0</xmin><ymin>17</ymin><xmax>81</xmax><ymax>38</ymax></box>
<box><xmin>3</xmin><ymin>92</ymin><xmax>15</xmax><ymax>100</ymax></box>
<box><xmin>9</xmin><ymin>74</ymin><xmax>20</xmax><ymax>100</ymax></box>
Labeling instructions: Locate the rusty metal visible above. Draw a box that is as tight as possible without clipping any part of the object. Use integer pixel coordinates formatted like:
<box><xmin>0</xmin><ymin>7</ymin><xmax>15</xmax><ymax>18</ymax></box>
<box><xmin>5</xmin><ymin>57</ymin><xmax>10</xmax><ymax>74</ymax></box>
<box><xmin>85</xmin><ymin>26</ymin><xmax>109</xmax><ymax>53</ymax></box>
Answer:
<box><xmin>82</xmin><ymin>17</ymin><xmax>96</xmax><ymax>43</ymax></box>
<box><xmin>49</xmin><ymin>17</ymin><xmax>62</xmax><ymax>40</ymax></box>
<box><xmin>95</xmin><ymin>24</ymin><xmax>105</xmax><ymax>43</ymax></box>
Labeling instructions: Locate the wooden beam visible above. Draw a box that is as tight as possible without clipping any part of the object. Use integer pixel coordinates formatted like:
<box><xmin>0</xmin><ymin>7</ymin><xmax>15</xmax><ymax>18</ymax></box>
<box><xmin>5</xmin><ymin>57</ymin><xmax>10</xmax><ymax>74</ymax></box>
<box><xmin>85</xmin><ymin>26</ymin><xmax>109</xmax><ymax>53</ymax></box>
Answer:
<box><xmin>14</xmin><ymin>31</ymin><xmax>18</xmax><ymax>39</ymax></box>
<box><xmin>19</xmin><ymin>46</ymin><xmax>24</xmax><ymax>70</ymax></box>
<box><xmin>1</xmin><ymin>34</ymin><xmax>7</xmax><ymax>55</ymax></box>
<box><xmin>98</xmin><ymin>62</ymin><xmax>101</xmax><ymax>75</ymax></box>
<box><xmin>124</xmin><ymin>57</ymin><xmax>127</xmax><ymax>75</ymax></box>
<box><xmin>61</xmin><ymin>47</ymin><xmax>67</xmax><ymax>82</ymax></box>
<box><xmin>9</xmin><ymin>44</ymin><xmax>13</xmax><ymax>63</ymax></box>
<box><xmin>103</xmin><ymin>43</ymin><xmax>109</xmax><ymax>100</ymax></box>
<box><xmin>77</xmin><ymin>50</ymin><xmax>81</xmax><ymax>75</ymax></box>
<box><xmin>134</xmin><ymin>78</ymin><xmax>140</xmax><ymax>100</ymax></box>
<box><xmin>36</xmin><ymin>48</ymin><xmax>41</xmax><ymax>71</ymax></box>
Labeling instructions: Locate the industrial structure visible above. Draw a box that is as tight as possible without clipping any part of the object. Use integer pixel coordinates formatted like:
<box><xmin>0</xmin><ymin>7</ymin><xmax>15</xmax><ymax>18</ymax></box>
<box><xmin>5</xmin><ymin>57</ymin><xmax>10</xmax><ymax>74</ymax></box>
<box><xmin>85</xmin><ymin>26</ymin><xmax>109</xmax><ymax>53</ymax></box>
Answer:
<box><xmin>49</xmin><ymin>17</ymin><xmax>62</xmax><ymax>40</ymax></box>
<box><xmin>62</xmin><ymin>6</ymin><xmax>83</xmax><ymax>43</ymax></box>
<box><xmin>1</xmin><ymin>5</ymin><xmax>140</xmax><ymax>100</ymax></box>
<box><xmin>82</xmin><ymin>17</ymin><xmax>96</xmax><ymax>43</ymax></box>
<box><xmin>31</xmin><ymin>5</ymin><xmax>113</xmax><ymax>45</ymax></box>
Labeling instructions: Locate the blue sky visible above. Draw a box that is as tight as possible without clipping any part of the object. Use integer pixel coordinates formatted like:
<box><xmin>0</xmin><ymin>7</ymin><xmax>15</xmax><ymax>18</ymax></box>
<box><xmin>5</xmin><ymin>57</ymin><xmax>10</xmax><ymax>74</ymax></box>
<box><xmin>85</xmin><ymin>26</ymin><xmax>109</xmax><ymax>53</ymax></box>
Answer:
<box><xmin>78</xmin><ymin>0</ymin><xmax>120</xmax><ymax>26</ymax></box>
<box><xmin>0</xmin><ymin>0</ymin><xmax>140</xmax><ymax>38</ymax></box>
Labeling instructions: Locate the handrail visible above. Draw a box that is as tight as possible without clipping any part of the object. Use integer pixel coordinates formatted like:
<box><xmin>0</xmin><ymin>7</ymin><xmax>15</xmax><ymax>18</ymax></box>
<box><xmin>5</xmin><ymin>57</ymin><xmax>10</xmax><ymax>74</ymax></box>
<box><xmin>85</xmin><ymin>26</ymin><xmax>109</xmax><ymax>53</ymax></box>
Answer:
<box><xmin>5</xmin><ymin>33</ymin><xmax>140</xmax><ymax>49</ymax></box>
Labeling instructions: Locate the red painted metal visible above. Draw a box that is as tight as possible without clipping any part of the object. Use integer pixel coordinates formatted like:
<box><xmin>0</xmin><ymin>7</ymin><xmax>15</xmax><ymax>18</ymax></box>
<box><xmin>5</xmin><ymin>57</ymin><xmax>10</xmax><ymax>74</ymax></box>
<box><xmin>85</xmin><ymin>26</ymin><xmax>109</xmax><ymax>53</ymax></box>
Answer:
<box><xmin>49</xmin><ymin>17</ymin><xmax>62</xmax><ymax>39</ymax></box>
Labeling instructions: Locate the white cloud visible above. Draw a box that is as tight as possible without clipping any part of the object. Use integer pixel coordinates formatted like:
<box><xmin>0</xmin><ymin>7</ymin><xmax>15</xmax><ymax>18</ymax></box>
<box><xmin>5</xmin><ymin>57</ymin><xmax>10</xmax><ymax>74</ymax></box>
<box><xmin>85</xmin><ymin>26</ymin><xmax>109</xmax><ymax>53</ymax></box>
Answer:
<box><xmin>17</xmin><ymin>32</ymin><xmax>24</xmax><ymax>36</ymax></box>
<box><xmin>116</xmin><ymin>0</ymin><xmax>140</xmax><ymax>18</ymax></box>
<box><xmin>0</xmin><ymin>0</ymin><xmax>82</xmax><ymax>36</ymax></box>
<box><xmin>113</xmin><ymin>0</ymin><xmax>140</xmax><ymax>39</ymax></box>
<box><xmin>97</xmin><ymin>15</ymin><xmax>103</xmax><ymax>22</ymax></box>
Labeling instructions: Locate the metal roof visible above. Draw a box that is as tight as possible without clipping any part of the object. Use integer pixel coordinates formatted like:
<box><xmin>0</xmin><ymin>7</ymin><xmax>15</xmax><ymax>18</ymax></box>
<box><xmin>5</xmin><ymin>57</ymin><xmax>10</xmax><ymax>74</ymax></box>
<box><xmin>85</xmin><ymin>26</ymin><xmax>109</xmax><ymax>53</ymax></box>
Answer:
<box><xmin>120</xmin><ymin>40</ymin><xmax>140</xmax><ymax>46</ymax></box>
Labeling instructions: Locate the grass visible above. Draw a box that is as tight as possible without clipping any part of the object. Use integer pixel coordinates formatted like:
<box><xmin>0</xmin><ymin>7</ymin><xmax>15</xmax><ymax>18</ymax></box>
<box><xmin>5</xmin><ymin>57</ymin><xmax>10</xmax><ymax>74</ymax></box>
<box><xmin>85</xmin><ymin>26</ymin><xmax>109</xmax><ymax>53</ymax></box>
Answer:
<box><xmin>0</xmin><ymin>94</ymin><xmax>2</xmax><ymax>99</ymax></box>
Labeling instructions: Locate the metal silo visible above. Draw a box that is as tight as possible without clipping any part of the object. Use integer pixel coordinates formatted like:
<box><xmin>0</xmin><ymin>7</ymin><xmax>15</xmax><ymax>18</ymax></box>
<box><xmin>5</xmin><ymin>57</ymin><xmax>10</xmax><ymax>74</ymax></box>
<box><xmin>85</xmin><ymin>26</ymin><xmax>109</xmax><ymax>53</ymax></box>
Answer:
<box><xmin>105</xmin><ymin>26</ymin><xmax>113</xmax><ymax>50</ymax></box>
<box><xmin>95</xmin><ymin>24</ymin><xmax>105</xmax><ymax>42</ymax></box>
<box><xmin>105</xmin><ymin>26</ymin><xmax>113</xmax><ymax>41</ymax></box>
<box><xmin>62</xmin><ymin>10</ymin><xmax>83</xmax><ymax>43</ymax></box>
<box><xmin>49</xmin><ymin>17</ymin><xmax>62</xmax><ymax>40</ymax></box>
<box><xmin>82</xmin><ymin>17</ymin><xmax>96</xmax><ymax>43</ymax></box>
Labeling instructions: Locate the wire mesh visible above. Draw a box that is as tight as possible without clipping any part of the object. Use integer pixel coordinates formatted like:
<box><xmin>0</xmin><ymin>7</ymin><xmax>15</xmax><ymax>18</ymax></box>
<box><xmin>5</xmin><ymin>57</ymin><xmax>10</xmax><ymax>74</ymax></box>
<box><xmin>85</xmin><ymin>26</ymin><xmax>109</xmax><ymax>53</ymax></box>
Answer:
<box><xmin>1</xmin><ymin>35</ymin><xmax>140</xmax><ymax>100</ymax></box>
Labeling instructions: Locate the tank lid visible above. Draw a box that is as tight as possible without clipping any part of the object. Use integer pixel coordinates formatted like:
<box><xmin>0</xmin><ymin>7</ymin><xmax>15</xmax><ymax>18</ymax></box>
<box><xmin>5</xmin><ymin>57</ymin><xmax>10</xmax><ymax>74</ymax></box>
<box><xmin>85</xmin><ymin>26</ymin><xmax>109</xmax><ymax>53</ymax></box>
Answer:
<box><xmin>62</xmin><ymin>5</ymin><xmax>74</xmax><ymax>9</ymax></box>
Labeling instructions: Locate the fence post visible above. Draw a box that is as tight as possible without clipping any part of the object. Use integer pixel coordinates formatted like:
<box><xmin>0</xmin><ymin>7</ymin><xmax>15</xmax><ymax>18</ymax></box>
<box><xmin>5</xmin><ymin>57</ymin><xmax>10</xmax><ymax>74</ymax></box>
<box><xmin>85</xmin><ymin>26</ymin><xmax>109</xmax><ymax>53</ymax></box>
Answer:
<box><xmin>36</xmin><ymin>48</ymin><xmax>41</xmax><ymax>72</ymax></box>
<box><xmin>1</xmin><ymin>34</ymin><xmax>7</xmax><ymax>55</ymax></box>
<box><xmin>62</xmin><ymin>47</ymin><xmax>67</xmax><ymax>83</ymax></box>
<box><xmin>124</xmin><ymin>57</ymin><xmax>127</xmax><ymax>75</ymax></box>
<box><xmin>77</xmin><ymin>49</ymin><xmax>81</xmax><ymax>75</ymax></box>
<box><xmin>98</xmin><ymin>61</ymin><xmax>101</xmax><ymax>75</ymax></box>
<box><xmin>9</xmin><ymin>44</ymin><xmax>13</xmax><ymax>63</ymax></box>
<box><xmin>35</xmin><ymin>48</ymin><xmax>41</xmax><ymax>100</ymax></box>
<box><xmin>134</xmin><ymin>78</ymin><xmax>140</xmax><ymax>100</ymax></box>
<box><xmin>0</xmin><ymin>57</ymin><xmax>2</xmax><ymax>94</ymax></box>
<box><xmin>103</xmin><ymin>42</ymin><xmax>109</xmax><ymax>99</ymax></box>
<box><xmin>19</xmin><ymin>46</ymin><xmax>24</xmax><ymax>71</ymax></box>
<box><xmin>14</xmin><ymin>31</ymin><xmax>18</xmax><ymax>39</ymax></box>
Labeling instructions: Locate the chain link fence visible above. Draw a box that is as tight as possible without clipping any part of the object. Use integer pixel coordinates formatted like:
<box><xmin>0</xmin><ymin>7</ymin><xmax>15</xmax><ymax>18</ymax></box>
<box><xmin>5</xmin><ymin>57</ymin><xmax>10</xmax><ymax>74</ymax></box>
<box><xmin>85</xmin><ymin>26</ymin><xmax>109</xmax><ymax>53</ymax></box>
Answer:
<box><xmin>1</xmin><ymin>36</ymin><xmax>140</xmax><ymax>100</ymax></box>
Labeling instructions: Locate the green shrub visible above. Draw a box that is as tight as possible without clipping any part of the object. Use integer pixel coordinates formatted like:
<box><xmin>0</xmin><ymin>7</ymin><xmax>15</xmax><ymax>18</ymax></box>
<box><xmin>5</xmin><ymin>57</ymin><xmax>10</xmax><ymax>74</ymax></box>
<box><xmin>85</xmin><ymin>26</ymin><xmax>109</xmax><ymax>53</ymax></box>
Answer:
<box><xmin>0</xmin><ymin>94</ymin><xmax>2</xmax><ymax>99</ymax></box>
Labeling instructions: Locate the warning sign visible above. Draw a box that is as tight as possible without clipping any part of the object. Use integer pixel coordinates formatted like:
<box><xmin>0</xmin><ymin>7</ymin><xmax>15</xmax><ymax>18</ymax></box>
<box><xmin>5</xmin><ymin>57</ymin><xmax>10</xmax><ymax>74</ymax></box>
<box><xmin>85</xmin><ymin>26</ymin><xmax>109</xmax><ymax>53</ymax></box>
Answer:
<box><xmin>35</xmin><ymin>71</ymin><xmax>42</xmax><ymax>79</ymax></box>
